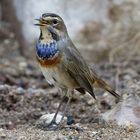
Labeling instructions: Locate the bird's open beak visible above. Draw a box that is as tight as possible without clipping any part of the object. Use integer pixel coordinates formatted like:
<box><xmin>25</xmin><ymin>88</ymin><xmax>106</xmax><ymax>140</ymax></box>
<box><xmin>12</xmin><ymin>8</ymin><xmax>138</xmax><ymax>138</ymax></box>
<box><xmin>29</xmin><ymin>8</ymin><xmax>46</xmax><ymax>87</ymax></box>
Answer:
<box><xmin>34</xmin><ymin>18</ymin><xmax>47</xmax><ymax>26</ymax></box>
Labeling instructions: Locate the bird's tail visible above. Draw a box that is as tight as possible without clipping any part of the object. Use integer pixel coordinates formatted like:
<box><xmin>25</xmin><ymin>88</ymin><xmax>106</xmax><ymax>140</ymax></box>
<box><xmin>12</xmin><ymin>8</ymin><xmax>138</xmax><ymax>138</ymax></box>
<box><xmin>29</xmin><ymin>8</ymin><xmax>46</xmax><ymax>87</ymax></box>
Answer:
<box><xmin>91</xmin><ymin>71</ymin><xmax>120</xmax><ymax>99</ymax></box>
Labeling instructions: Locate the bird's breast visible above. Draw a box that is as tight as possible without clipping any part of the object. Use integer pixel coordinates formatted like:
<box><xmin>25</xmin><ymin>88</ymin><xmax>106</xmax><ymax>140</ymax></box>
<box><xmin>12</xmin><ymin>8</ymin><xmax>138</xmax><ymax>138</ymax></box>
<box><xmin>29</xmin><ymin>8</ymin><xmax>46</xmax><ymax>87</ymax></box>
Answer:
<box><xmin>36</xmin><ymin>41</ymin><xmax>62</xmax><ymax>67</ymax></box>
<box><xmin>36</xmin><ymin>41</ymin><xmax>59</xmax><ymax>59</ymax></box>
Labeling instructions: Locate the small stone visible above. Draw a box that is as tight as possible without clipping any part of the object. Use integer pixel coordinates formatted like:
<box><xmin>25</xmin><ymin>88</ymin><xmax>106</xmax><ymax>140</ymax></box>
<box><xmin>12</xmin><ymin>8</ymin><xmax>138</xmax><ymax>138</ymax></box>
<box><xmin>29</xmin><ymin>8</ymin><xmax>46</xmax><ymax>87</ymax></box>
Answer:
<box><xmin>0</xmin><ymin>133</ymin><xmax>6</xmax><ymax>139</ymax></box>
<box><xmin>19</xmin><ymin>62</ymin><xmax>27</xmax><ymax>70</ymax></box>
<box><xmin>87</xmin><ymin>99</ymin><xmax>95</xmax><ymax>106</ymax></box>
<box><xmin>53</xmin><ymin>103</ymin><xmax>60</xmax><ymax>109</ymax></box>
<box><xmin>16</xmin><ymin>87</ymin><xmax>25</xmax><ymax>95</ymax></box>
<box><xmin>37</xmin><ymin>113</ymin><xmax>67</xmax><ymax>125</ymax></box>
<box><xmin>0</xmin><ymin>85</ymin><xmax>9</xmax><ymax>94</ymax></box>
<box><xmin>92</xmin><ymin>131</ymin><xmax>98</xmax><ymax>136</ymax></box>
<box><xmin>80</xmin><ymin>106</ymin><xmax>86</xmax><ymax>112</ymax></box>
<box><xmin>125</xmin><ymin>124</ymin><xmax>135</xmax><ymax>133</ymax></box>
<box><xmin>3</xmin><ymin>39</ymin><xmax>10</xmax><ymax>44</ymax></box>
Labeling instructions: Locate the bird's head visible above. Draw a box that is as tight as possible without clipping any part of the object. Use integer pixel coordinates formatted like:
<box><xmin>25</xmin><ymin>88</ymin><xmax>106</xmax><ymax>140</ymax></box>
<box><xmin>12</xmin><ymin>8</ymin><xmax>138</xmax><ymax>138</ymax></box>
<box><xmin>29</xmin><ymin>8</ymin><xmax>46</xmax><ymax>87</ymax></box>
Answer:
<box><xmin>35</xmin><ymin>13</ymin><xmax>68</xmax><ymax>42</ymax></box>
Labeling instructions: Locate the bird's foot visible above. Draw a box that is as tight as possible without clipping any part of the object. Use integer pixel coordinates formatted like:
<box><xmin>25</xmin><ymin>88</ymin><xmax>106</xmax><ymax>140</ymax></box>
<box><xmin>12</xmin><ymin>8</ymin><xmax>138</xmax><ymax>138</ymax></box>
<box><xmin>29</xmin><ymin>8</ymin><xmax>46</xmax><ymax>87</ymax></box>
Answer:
<box><xmin>44</xmin><ymin>120</ymin><xmax>59</xmax><ymax>131</ymax></box>
<box><xmin>46</xmin><ymin>115</ymin><xmax>75</xmax><ymax>130</ymax></box>
<box><xmin>37</xmin><ymin>118</ymin><xmax>59</xmax><ymax>131</ymax></box>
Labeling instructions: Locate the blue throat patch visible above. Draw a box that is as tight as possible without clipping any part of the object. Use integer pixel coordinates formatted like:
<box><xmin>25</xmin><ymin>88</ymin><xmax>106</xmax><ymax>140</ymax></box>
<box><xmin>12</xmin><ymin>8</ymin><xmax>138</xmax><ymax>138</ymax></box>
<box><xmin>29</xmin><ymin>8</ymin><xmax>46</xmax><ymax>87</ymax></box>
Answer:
<box><xmin>36</xmin><ymin>41</ymin><xmax>59</xmax><ymax>59</ymax></box>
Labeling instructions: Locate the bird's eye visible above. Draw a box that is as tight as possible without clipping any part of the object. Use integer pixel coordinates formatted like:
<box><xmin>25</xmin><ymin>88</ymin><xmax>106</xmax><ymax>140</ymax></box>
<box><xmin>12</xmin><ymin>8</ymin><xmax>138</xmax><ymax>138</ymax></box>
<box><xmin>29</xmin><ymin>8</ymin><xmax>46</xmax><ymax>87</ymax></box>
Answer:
<box><xmin>52</xmin><ymin>19</ymin><xmax>58</xmax><ymax>25</ymax></box>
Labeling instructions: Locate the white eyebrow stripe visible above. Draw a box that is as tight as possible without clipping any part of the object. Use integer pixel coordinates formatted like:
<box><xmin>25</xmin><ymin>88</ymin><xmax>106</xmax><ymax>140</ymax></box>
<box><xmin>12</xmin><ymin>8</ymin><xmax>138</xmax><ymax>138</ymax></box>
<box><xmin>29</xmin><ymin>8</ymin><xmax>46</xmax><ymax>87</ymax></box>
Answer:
<box><xmin>43</xmin><ymin>16</ymin><xmax>62</xmax><ymax>22</ymax></box>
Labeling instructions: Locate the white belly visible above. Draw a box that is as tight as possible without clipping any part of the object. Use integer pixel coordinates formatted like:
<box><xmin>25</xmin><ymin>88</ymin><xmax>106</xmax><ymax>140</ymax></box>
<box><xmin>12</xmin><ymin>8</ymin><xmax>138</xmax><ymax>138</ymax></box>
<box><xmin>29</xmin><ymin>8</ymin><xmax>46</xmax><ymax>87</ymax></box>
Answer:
<box><xmin>39</xmin><ymin>65</ymin><xmax>78</xmax><ymax>89</ymax></box>
<box><xmin>40</xmin><ymin>66</ymin><xmax>56</xmax><ymax>85</ymax></box>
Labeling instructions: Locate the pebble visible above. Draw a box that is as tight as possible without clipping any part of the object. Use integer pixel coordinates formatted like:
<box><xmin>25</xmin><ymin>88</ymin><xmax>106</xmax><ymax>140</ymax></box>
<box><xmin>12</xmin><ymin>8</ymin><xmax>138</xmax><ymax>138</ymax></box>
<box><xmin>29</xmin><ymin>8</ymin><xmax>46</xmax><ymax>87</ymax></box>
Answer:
<box><xmin>53</xmin><ymin>103</ymin><xmax>60</xmax><ymax>109</ymax></box>
<box><xmin>0</xmin><ymin>85</ymin><xmax>9</xmax><ymax>94</ymax></box>
<box><xmin>92</xmin><ymin>131</ymin><xmax>98</xmax><ymax>136</ymax></box>
<box><xmin>0</xmin><ymin>133</ymin><xmax>6</xmax><ymax>139</ymax></box>
<box><xmin>87</xmin><ymin>99</ymin><xmax>95</xmax><ymax>106</ymax></box>
<box><xmin>125</xmin><ymin>124</ymin><xmax>135</xmax><ymax>133</ymax></box>
<box><xmin>3</xmin><ymin>39</ymin><xmax>10</xmax><ymax>45</ymax></box>
<box><xmin>19</xmin><ymin>62</ymin><xmax>27</xmax><ymax>70</ymax></box>
<box><xmin>0</xmin><ymin>128</ymin><xmax>6</xmax><ymax>139</ymax></box>
<box><xmin>38</xmin><ymin>113</ymin><xmax>67</xmax><ymax>125</ymax></box>
<box><xmin>16</xmin><ymin>87</ymin><xmax>25</xmax><ymax>95</ymax></box>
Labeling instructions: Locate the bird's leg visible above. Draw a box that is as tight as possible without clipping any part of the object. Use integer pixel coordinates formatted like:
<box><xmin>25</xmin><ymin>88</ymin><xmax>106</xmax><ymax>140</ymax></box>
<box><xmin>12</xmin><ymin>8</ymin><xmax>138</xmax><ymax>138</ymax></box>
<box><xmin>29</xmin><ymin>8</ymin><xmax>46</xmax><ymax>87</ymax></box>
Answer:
<box><xmin>48</xmin><ymin>96</ymin><xmax>65</xmax><ymax>125</ymax></box>
<box><xmin>58</xmin><ymin>89</ymin><xmax>72</xmax><ymax>128</ymax></box>
<box><xmin>46</xmin><ymin>89</ymin><xmax>67</xmax><ymax>130</ymax></box>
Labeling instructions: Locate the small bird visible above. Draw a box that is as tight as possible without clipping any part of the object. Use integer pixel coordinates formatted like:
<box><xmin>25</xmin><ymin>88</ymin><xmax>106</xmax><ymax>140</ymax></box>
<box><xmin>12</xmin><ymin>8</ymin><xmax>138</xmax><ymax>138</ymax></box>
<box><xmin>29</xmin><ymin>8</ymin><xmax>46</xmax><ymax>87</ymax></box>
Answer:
<box><xmin>35</xmin><ymin>13</ymin><xmax>120</xmax><ymax>130</ymax></box>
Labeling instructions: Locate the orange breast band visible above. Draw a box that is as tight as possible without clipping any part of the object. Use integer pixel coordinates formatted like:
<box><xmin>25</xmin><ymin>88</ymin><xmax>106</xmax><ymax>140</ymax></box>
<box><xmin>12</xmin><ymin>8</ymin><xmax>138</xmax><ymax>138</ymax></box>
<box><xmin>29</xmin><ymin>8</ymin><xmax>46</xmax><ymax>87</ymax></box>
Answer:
<box><xmin>36</xmin><ymin>55</ymin><xmax>61</xmax><ymax>68</ymax></box>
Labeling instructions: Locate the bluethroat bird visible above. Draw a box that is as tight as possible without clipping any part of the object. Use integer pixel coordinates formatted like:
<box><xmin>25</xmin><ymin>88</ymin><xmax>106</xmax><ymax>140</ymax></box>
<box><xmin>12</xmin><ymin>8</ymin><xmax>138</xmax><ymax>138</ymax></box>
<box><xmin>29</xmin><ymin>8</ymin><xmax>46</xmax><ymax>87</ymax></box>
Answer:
<box><xmin>35</xmin><ymin>13</ymin><xmax>120</xmax><ymax>130</ymax></box>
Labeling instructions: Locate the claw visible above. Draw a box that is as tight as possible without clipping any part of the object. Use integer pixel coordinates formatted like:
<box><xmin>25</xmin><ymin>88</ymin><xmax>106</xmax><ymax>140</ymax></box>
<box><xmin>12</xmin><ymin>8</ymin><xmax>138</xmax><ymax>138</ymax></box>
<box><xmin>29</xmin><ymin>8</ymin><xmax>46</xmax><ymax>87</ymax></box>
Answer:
<box><xmin>45</xmin><ymin>120</ymin><xmax>59</xmax><ymax>131</ymax></box>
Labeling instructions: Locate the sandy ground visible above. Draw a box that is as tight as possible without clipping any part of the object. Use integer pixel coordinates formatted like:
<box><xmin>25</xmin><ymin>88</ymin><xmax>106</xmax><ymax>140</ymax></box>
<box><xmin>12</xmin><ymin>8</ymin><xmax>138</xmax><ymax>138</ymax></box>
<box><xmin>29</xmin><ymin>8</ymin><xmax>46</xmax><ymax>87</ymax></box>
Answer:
<box><xmin>1</xmin><ymin>123</ymin><xmax>140</xmax><ymax>140</ymax></box>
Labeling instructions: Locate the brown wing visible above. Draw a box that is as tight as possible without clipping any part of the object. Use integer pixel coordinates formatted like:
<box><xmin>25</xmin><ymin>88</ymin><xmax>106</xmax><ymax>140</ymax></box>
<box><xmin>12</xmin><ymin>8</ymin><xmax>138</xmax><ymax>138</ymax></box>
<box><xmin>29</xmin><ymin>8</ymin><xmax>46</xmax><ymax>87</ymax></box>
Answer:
<box><xmin>61</xmin><ymin>42</ymin><xmax>96</xmax><ymax>99</ymax></box>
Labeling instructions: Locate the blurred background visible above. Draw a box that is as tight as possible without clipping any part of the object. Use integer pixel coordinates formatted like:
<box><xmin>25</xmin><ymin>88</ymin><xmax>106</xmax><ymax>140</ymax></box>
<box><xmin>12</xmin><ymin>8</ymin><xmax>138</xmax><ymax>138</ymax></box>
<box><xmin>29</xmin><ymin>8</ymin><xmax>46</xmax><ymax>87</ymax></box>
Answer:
<box><xmin>0</xmin><ymin>0</ymin><xmax>140</xmax><ymax>139</ymax></box>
